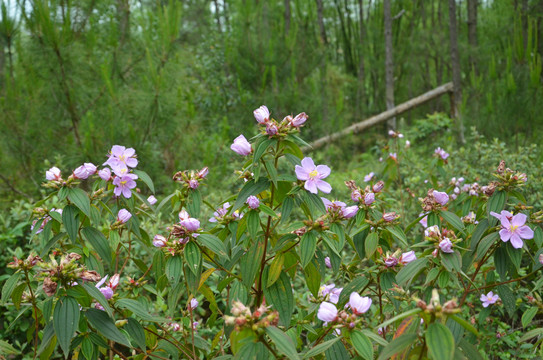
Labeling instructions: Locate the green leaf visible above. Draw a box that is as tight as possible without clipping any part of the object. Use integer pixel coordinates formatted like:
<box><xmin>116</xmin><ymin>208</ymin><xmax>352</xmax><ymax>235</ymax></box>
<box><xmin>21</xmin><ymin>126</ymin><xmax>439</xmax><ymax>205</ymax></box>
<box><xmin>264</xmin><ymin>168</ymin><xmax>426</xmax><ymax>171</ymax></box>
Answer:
<box><xmin>303</xmin><ymin>337</ymin><xmax>341</xmax><ymax>359</ymax></box>
<box><xmin>426</xmin><ymin>323</ymin><xmax>455</xmax><ymax>360</ymax></box>
<box><xmin>303</xmin><ymin>261</ymin><xmax>321</xmax><ymax>298</ymax></box>
<box><xmin>37</xmin><ymin>322</ymin><xmax>55</xmax><ymax>356</ymax></box>
<box><xmin>81</xmin><ymin>227</ymin><xmax>112</xmax><ymax>266</ymax></box>
<box><xmin>376</xmin><ymin>308</ymin><xmax>422</xmax><ymax>330</ymax></box>
<box><xmin>441</xmin><ymin>252</ymin><xmax>462</xmax><ymax>272</ymax></box>
<box><xmin>165</xmin><ymin>255</ymin><xmax>183</xmax><ymax>287</ymax></box>
<box><xmin>325</xmin><ymin>336</ymin><xmax>350</xmax><ymax>360</ymax></box>
<box><xmin>1</xmin><ymin>271</ymin><xmax>21</xmax><ymax>305</ymax></box>
<box><xmin>133</xmin><ymin>169</ymin><xmax>155</xmax><ymax>193</ymax></box>
<box><xmin>377</xmin><ymin>334</ymin><xmax>417</xmax><ymax>360</ymax></box>
<box><xmin>54</xmin><ymin>296</ymin><xmax>80</xmax><ymax>358</ymax></box>
<box><xmin>487</xmin><ymin>191</ymin><xmax>506</xmax><ymax>226</ymax></box>
<box><xmin>186</xmin><ymin>189</ymin><xmax>202</xmax><ymax>218</ymax></box>
<box><xmin>126</xmin><ymin>318</ymin><xmax>146</xmax><ymax>351</ymax></box>
<box><xmin>448</xmin><ymin>315</ymin><xmax>479</xmax><ymax>336</ymax></box>
<box><xmin>265</xmin><ymin>326</ymin><xmax>300</xmax><ymax>360</ymax></box>
<box><xmin>81</xmin><ymin>283</ymin><xmax>113</xmax><ymax>318</ymax></box>
<box><xmin>240</xmin><ymin>241</ymin><xmax>264</xmax><ymax>288</ymax></box>
<box><xmin>469</xmin><ymin>219</ymin><xmax>489</xmax><ymax>252</ymax></box>
<box><xmin>246</xmin><ymin>210</ymin><xmax>260</xmax><ymax>238</ymax></box>
<box><xmin>300</xmin><ymin>231</ymin><xmax>317</xmax><ymax>268</ymax></box>
<box><xmin>233</xmin><ymin>179</ymin><xmax>270</xmax><ymax>211</ymax></box>
<box><xmin>475</xmin><ymin>232</ymin><xmax>499</xmax><ymax>261</ymax></box>
<box><xmin>396</xmin><ymin>258</ymin><xmax>428</xmax><ymax>287</ymax></box>
<box><xmin>522</xmin><ymin>307</ymin><xmax>538</xmax><ymax>328</ymax></box>
<box><xmin>264</xmin><ymin>272</ymin><xmax>294</xmax><ymax>327</ymax></box>
<box><xmin>85</xmin><ymin>308</ymin><xmax>131</xmax><ymax>347</ymax></box>
<box><xmin>267</xmin><ymin>253</ymin><xmax>284</xmax><ymax>287</ymax></box>
<box><xmin>253</xmin><ymin>138</ymin><xmax>276</xmax><ymax>164</ymax></box>
<box><xmin>184</xmin><ymin>241</ymin><xmax>202</xmax><ymax>276</ymax></box>
<box><xmin>351</xmin><ymin>331</ymin><xmax>373</xmax><ymax>360</ymax></box>
<box><xmin>458</xmin><ymin>339</ymin><xmax>484</xmax><ymax>360</ymax></box>
<box><xmin>519</xmin><ymin>328</ymin><xmax>543</xmax><ymax>342</ymax></box>
<box><xmin>387</xmin><ymin>226</ymin><xmax>408</xmax><ymax>247</ymax></box>
<box><xmin>497</xmin><ymin>285</ymin><xmax>516</xmax><ymax>316</ymax></box>
<box><xmin>338</xmin><ymin>277</ymin><xmax>370</xmax><ymax>305</ymax></box>
<box><xmin>494</xmin><ymin>245</ymin><xmax>508</xmax><ymax>281</ymax></box>
<box><xmin>68</xmin><ymin>188</ymin><xmax>92</xmax><ymax>218</ymax></box>
<box><xmin>0</xmin><ymin>340</ymin><xmax>20</xmax><ymax>355</ymax></box>
<box><xmin>440</xmin><ymin>210</ymin><xmax>465</xmax><ymax>232</ymax></box>
<box><xmin>62</xmin><ymin>205</ymin><xmax>80</xmax><ymax>243</ymax></box>
<box><xmin>116</xmin><ymin>299</ymin><xmax>167</xmax><ymax>322</ymax></box>
<box><xmin>427</xmin><ymin>212</ymin><xmax>441</xmax><ymax>227</ymax></box>
<box><xmin>280</xmin><ymin>197</ymin><xmax>294</xmax><ymax>224</ymax></box>
<box><xmin>197</xmin><ymin>233</ymin><xmax>228</xmax><ymax>258</ymax></box>
<box><xmin>365</xmin><ymin>232</ymin><xmax>379</xmax><ymax>258</ymax></box>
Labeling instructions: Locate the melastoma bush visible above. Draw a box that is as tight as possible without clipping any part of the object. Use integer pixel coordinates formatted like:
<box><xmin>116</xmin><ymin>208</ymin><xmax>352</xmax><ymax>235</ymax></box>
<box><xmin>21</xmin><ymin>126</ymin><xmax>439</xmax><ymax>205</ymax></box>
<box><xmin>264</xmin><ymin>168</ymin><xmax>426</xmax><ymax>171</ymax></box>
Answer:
<box><xmin>2</xmin><ymin>105</ymin><xmax>543</xmax><ymax>359</ymax></box>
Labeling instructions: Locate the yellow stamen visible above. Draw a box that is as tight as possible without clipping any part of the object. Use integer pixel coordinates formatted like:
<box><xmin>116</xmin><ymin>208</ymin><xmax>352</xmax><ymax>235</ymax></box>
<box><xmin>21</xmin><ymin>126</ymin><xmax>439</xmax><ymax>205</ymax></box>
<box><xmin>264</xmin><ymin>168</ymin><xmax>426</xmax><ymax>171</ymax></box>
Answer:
<box><xmin>121</xmin><ymin>181</ymin><xmax>127</xmax><ymax>185</ymax></box>
<box><xmin>309</xmin><ymin>170</ymin><xmax>318</xmax><ymax>178</ymax></box>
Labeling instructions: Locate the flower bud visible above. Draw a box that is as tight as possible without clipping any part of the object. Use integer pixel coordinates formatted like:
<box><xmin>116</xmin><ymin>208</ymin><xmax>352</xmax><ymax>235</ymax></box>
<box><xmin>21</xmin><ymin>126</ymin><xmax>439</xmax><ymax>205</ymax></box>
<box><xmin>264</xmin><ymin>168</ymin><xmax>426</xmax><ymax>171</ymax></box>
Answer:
<box><xmin>197</xmin><ymin>167</ymin><xmax>209</xmax><ymax>179</ymax></box>
<box><xmin>342</xmin><ymin>206</ymin><xmax>358</xmax><ymax>219</ymax></box>
<box><xmin>364</xmin><ymin>192</ymin><xmax>375</xmax><ymax>205</ymax></box>
<box><xmin>266</xmin><ymin>123</ymin><xmax>278</xmax><ymax>136</ymax></box>
<box><xmin>382</xmin><ymin>212</ymin><xmax>398</xmax><ymax>222</ymax></box>
<box><xmin>373</xmin><ymin>181</ymin><xmax>384</xmax><ymax>192</ymax></box>
<box><xmin>147</xmin><ymin>195</ymin><xmax>157</xmax><ymax>205</ymax></box>
<box><xmin>384</xmin><ymin>256</ymin><xmax>398</xmax><ymax>267</ymax></box>
<box><xmin>439</xmin><ymin>238</ymin><xmax>454</xmax><ymax>253</ymax></box>
<box><xmin>46</xmin><ymin>167</ymin><xmax>62</xmax><ymax>181</ymax></box>
<box><xmin>189</xmin><ymin>298</ymin><xmax>199</xmax><ymax>310</ymax></box>
<box><xmin>317</xmin><ymin>302</ymin><xmax>338</xmax><ymax>323</ymax></box>
<box><xmin>73</xmin><ymin>165</ymin><xmax>90</xmax><ymax>179</ymax></box>
<box><xmin>98</xmin><ymin>168</ymin><xmax>111</xmax><ymax>181</ymax></box>
<box><xmin>290</xmin><ymin>112</ymin><xmax>308</xmax><ymax>127</ymax></box>
<box><xmin>399</xmin><ymin>251</ymin><xmax>416</xmax><ymax>265</ymax></box>
<box><xmin>231</xmin><ymin>135</ymin><xmax>252</xmax><ymax>156</ymax></box>
<box><xmin>324</xmin><ymin>257</ymin><xmax>332</xmax><ymax>269</ymax></box>
<box><xmin>153</xmin><ymin>234</ymin><xmax>167</xmax><ymax>247</ymax></box>
<box><xmin>117</xmin><ymin>209</ymin><xmax>132</xmax><ymax>224</ymax></box>
<box><xmin>433</xmin><ymin>190</ymin><xmax>449</xmax><ymax>206</ymax></box>
<box><xmin>189</xmin><ymin>180</ymin><xmax>199</xmax><ymax>189</ymax></box>
<box><xmin>246</xmin><ymin>195</ymin><xmax>260</xmax><ymax>209</ymax></box>
<box><xmin>253</xmin><ymin>105</ymin><xmax>270</xmax><ymax>124</ymax></box>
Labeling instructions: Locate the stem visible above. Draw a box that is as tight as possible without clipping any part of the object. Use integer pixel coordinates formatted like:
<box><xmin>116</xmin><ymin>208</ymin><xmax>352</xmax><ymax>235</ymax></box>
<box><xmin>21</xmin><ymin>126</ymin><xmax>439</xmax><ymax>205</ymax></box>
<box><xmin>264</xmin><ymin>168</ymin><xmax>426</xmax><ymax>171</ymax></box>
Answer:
<box><xmin>467</xmin><ymin>270</ymin><xmax>538</xmax><ymax>294</ymax></box>
<box><xmin>144</xmin><ymin>326</ymin><xmax>194</xmax><ymax>360</ymax></box>
<box><xmin>182</xmin><ymin>267</ymin><xmax>197</xmax><ymax>360</ymax></box>
<box><xmin>459</xmin><ymin>243</ymin><xmax>498</xmax><ymax>306</ymax></box>
<box><xmin>259</xmin><ymin>335</ymin><xmax>281</xmax><ymax>358</ymax></box>
<box><xmin>24</xmin><ymin>270</ymin><xmax>39</xmax><ymax>360</ymax></box>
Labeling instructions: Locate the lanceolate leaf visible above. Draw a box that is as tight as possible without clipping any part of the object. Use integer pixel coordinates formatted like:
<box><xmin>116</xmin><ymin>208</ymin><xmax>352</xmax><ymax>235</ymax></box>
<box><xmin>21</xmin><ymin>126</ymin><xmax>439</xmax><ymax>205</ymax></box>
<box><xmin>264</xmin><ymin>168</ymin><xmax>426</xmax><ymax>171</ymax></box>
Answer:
<box><xmin>197</xmin><ymin>233</ymin><xmax>228</xmax><ymax>258</ymax></box>
<box><xmin>264</xmin><ymin>272</ymin><xmax>294</xmax><ymax>327</ymax></box>
<box><xmin>86</xmin><ymin>308</ymin><xmax>131</xmax><ymax>347</ymax></box>
<box><xmin>232</xmin><ymin>179</ymin><xmax>270</xmax><ymax>211</ymax></box>
<box><xmin>396</xmin><ymin>258</ymin><xmax>428</xmax><ymax>287</ymax></box>
<box><xmin>351</xmin><ymin>331</ymin><xmax>373</xmax><ymax>360</ymax></box>
<box><xmin>303</xmin><ymin>337</ymin><xmax>341</xmax><ymax>359</ymax></box>
<box><xmin>426</xmin><ymin>323</ymin><xmax>455</xmax><ymax>360</ymax></box>
<box><xmin>54</xmin><ymin>296</ymin><xmax>80</xmax><ymax>358</ymax></box>
<box><xmin>166</xmin><ymin>255</ymin><xmax>183</xmax><ymax>287</ymax></box>
<box><xmin>62</xmin><ymin>205</ymin><xmax>80</xmax><ymax>243</ymax></box>
<box><xmin>68</xmin><ymin>188</ymin><xmax>92</xmax><ymax>218</ymax></box>
<box><xmin>265</xmin><ymin>326</ymin><xmax>300</xmax><ymax>360</ymax></box>
<box><xmin>133</xmin><ymin>169</ymin><xmax>155</xmax><ymax>193</ymax></box>
<box><xmin>377</xmin><ymin>334</ymin><xmax>417</xmax><ymax>360</ymax></box>
<box><xmin>184</xmin><ymin>241</ymin><xmax>202</xmax><ymax>276</ymax></box>
<box><xmin>300</xmin><ymin>231</ymin><xmax>317</xmax><ymax>268</ymax></box>
<box><xmin>81</xmin><ymin>227</ymin><xmax>112</xmax><ymax>266</ymax></box>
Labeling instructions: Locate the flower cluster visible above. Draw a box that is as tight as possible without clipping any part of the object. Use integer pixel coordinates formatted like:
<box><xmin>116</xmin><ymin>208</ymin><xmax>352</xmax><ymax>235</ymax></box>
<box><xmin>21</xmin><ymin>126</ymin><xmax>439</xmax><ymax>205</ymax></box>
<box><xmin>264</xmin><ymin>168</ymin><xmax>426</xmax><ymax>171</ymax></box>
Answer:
<box><xmin>434</xmin><ymin>147</ymin><xmax>450</xmax><ymax>161</ymax></box>
<box><xmin>172</xmin><ymin>167</ymin><xmax>209</xmax><ymax>190</ymax></box>
<box><xmin>99</xmin><ymin>145</ymin><xmax>140</xmax><ymax>198</ymax></box>
<box><xmin>345</xmin><ymin>179</ymin><xmax>382</xmax><ymax>207</ymax></box>
<box><xmin>209</xmin><ymin>202</ymin><xmax>242</xmax><ymax>223</ymax></box>
<box><xmin>321</xmin><ymin>198</ymin><xmax>358</xmax><ymax>221</ymax></box>
<box><xmin>317</xmin><ymin>292</ymin><xmax>372</xmax><ymax>329</ymax></box>
<box><xmin>420</xmin><ymin>189</ymin><xmax>449</xmax><ymax>212</ymax></box>
<box><xmin>424</xmin><ymin>225</ymin><xmax>459</xmax><ymax>255</ymax></box>
<box><xmin>154</xmin><ymin>210</ymin><xmax>201</xmax><ymax>252</ymax></box>
<box><xmin>383</xmin><ymin>250</ymin><xmax>417</xmax><ymax>268</ymax></box>
<box><xmin>224</xmin><ymin>301</ymin><xmax>279</xmax><ymax>331</ymax></box>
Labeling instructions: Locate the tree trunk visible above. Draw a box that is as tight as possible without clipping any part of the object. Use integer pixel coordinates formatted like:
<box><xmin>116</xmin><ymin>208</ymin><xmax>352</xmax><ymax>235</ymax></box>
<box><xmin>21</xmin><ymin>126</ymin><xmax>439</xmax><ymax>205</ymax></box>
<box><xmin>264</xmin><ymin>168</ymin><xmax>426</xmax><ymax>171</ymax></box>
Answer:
<box><xmin>315</xmin><ymin>0</ymin><xmax>328</xmax><ymax>45</ymax></box>
<box><xmin>384</xmin><ymin>0</ymin><xmax>395</xmax><ymax>130</ymax></box>
<box><xmin>357</xmin><ymin>0</ymin><xmax>366</xmax><ymax>113</ymax></box>
<box><xmin>467</xmin><ymin>0</ymin><xmax>478</xmax><ymax>71</ymax></box>
<box><xmin>448</xmin><ymin>0</ymin><xmax>465</xmax><ymax>142</ymax></box>
<box><xmin>213</xmin><ymin>0</ymin><xmax>223</xmax><ymax>33</ymax></box>
<box><xmin>116</xmin><ymin>0</ymin><xmax>130</xmax><ymax>46</ymax></box>
<box><xmin>285</xmin><ymin>0</ymin><xmax>291</xmax><ymax>35</ymax></box>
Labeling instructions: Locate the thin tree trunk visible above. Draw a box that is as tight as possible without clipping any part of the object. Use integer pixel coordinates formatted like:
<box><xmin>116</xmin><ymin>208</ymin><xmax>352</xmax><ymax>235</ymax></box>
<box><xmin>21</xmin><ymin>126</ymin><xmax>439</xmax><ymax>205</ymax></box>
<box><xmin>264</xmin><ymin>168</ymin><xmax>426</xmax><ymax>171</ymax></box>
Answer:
<box><xmin>467</xmin><ymin>0</ymin><xmax>478</xmax><ymax>71</ymax></box>
<box><xmin>357</xmin><ymin>0</ymin><xmax>366</xmax><ymax>113</ymax></box>
<box><xmin>116</xmin><ymin>0</ymin><xmax>130</xmax><ymax>45</ymax></box>
<box><xmin>316</xmin><ymin>0</ymin><xmax>328</xmax><ymax>45</ymax></box>
<box><xmin>285</xmin><ymin>0</ymin><xmax>291</xmax><ymax>35</ymax></box>
<box><xmin>448</xmin><ymin>0</ymin><xmax>465</xmax><ymax>142</ymax></box>
<box><xmin>213</xmin><ymin>0</ymin><xmax>223</xmax><ymax>33</ymax></box>
<box><xmin>384</xmin><ymin>0</ymin><xmax>395</xmax><ymax>129</ymax></box>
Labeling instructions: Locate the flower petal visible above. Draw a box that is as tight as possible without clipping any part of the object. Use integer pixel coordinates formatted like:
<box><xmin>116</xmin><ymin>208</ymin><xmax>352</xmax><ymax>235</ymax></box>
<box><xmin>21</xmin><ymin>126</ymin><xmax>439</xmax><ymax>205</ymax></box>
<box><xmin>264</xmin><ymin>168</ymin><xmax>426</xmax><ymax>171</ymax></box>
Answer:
<box><xmin>499</xmin><ymin>228</ymin><xmax>512</xmax><ymax>241</ymax></box>
<box><xmin>301</xmin><ymin>157</ymin><xmax>316</xmax><ymax>171</ymax></box>
<box><xmin>304</xmin><ymin>180</ymin><xmax>318</xmax><ymax>194</ymax></box>
<box><xmin>518</xmin><ymin>225</ymin><xmax>534</xmax><ymax>239</ymax></box>
<box><xmin>510</xmin><ymin>234</ymin><xmax>524</xmax><ymax>249</ymax></box>
<box><xmin>316</xmin><ymin>180</ymin><xmax>332</xmax><ymax>194</ymax></box>
<box><xmin>316</xmin><ymin>165</ymin><xmax>331</xmax><ymax>178</ymax></box>
<box><xmin>511</xmin><ymin>213</ymin><xmax>527</xmax><ymax>227</ymax></box>
<box><xmin>295</xmin><ymin>165</ymin><xmax>309</xmax><ymax>180</ymax></box>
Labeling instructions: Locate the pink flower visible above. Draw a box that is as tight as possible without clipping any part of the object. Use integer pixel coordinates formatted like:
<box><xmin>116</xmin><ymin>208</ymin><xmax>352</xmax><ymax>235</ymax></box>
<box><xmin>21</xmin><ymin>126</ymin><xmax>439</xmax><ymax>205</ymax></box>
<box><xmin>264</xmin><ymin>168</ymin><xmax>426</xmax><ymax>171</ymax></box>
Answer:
<box><xmin>317</xmin><ymin>302</ymin><xmax>337</xmax><ymax>324</ymax></box>
<box><xmin>179</xmin><ymin>210</ymin><xmax>200</xmax><ymax>231</ymax></box>
<box><xmin>104</xmin><ymin>145</ymin><xmax>138</xmax><ymax>173</ymax></box>
<box><xmin>434</xmin><ymin>147</ymin><xmax>449</xmax><ymax>160</ymax></box>
<box><xmin>388</xmin><ymin>153</ymin><xmax>397</xmax><ymax>161</ymax></box>
<box><xmin>266</xmin><ymin>123</ymin><xmax>278</xmax><ymax>135</ymax></box>
<box><xmin>253</xmin><ymin>105</ymin><xmax>270</xmax><ymax>124</ymax></box>
<box><xmin>342</xmin><ymin>206</ymin><xmax>358</xmax><ymax>219</ymax></box>
<box><xmin>290</xmin><ymin>112</ymin><xmax>308</xmax><ymax>127</ymax></box>
<box><xmin>95</xmin><ymin>274</ymin><xmax>120</xmax><ymax>300</ymax></box>
<box><xmin>246</xmin><ymin>196</ymin><xmax>260</xmax><ymax>209</ymax></box>
<box><xmin>364</xmin><ymin>192</ymin><xmax>375</xmax><ymax>205</ymax></box>
<box><xmin>372</xmin><ymin>181</ymin><xmax>384</xmax><ymax>193</ymax></box>
<box><xmin>364</xmin><ymin>172</ymin><xmax>375</xmax><ymax>182</ymax></box>
<box><xmin>347</xmin><ymin>292</ymin><xmax>372</xmax><ymax>315</ymax></box>
<box><xmin>98</xmin><ymin>168</ymin><xmax>111</xmax><ymax>181</ymax></box>
<box><xmin>320</xmin><ymin>284</ymin><xmax>342</xmax><ymax>304</ymax></box>
<box><xmin>197</xmin><ymin>167</ymin><xmax>209</xmax><ymax>179</ymax></box>
<box><xmin>497</xmin><ymin>213</ymin><xmax>534</xmax><ymax>249</ymax></box>
<box><xmin>189</xmin><ymin>298</ymin><xmax>199</xmax><ymax>310</ymax></box>
<box><xmin>189</xmin><ymin>180</ymin><xmax>199</xmax><ymax>189</ymax></box>
<box><xmin>439</xmin><ymin>238</ymin><xmax>454</xmax><ymax>253</ymax></box>
<box><xmin>117</xmin><ymin>209</ymin><xmax>132</xmax><ymax>223</ymax></box>
<box><xmin>351</xmin><ymin>190</ymin><xmax>362</xmax><ymax>202</ymax></box>
<box><xmin>384</xmin><ymin>256</ymin><xmax>398</xmax><ymax>267</ymax></box>
<box><xmin>147</xmin><ymin>195</ymin><xmax>157</xmax><ymax>205</ymax></box>
<box><xmin>46</xmin><ymin>167</ymin><xmax>61</xmax><ymax>181</ymax></box>
<box><xmin>324</xmin><ymin>257</ymin><xmax>332</xmax><ymax>269</ymax></box>
<box><xmin>405</xmin><ymin>140</ymin><xmax>411</xmax><ymax>148</ymax></box>
<box><xmin>73</xmin><ymin>164</ymin><xmax>95</xmax><ymax>179</ymax></box>
<box><xmin>113</xmin><ymin>173</ymin><xmax>138</xmax><ymax>198</ymax></box>
<box><xmin>490</xmin><ymin>210</ymin><xmax>513</xmax><ymax>223</ymax></box>
<box><xmin>295</xmin><ymin>157</ymin><xmax>332</xmax><ymax>194</ymax></box>
<box><xmin>419</xmin><ymin>214</ymin><xmax>428</xmax><ymax>228</ymax></box>
<box><xmin>539</xmin><ymin>253</ymin><xmax>543</xmax><ymax>265</ymax></box>
<box><xmin>399</xmin><ymin>251</ymin><xmax>416</xmax><ymax>265</ymax></box>
<box><xmin>231</xmin><ymin>135</ymin><xmax>252</xmax><ymax>156</ymax></box>
<box><xmin>480</xmin><ymin>291</ymin><xmax>499</xmax><ymax>308</ymax></box>
<box><xmin>425</xmin><ymin>225</ymin><xmax>441</xmax><ymax>238</ymax></box>
<box><xmin>153</xmin><ymin>235</ymin><xmax>167</xmax><ymax>247</ymax></box>
<box><xmin>383</xmin><ymin>212</ymin><xmax>398</xmax><ymax>222</ymax></box>
<box><xmin>209</xmin><ymin>203</ymin><xmax>231</xmax><ymax>222</ymax></box>
<box><xmin>433</xmin><ymin>190</ymin><xmax>449</xmax><ymax>205</ymax></box>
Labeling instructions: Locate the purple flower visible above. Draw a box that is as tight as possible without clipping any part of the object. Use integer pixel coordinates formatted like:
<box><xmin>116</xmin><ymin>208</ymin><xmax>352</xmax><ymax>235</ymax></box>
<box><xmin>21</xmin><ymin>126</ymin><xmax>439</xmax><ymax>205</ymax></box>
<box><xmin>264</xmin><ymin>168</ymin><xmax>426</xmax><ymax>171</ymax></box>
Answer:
<box><xmin>425</xmin><ymin>225</ymin><xmax>441</xmax><ymax>238</ymax></box>
<box><xmin>342</xmin><ymin>206</ymin><xmax>358</xmax><ymax>219</ymax></box>
<box><xmin>253</xmin><ymin>105</ymin><xmax>270</xmax><ymax>124</ymax></box>
<box><xmin>104</xmin><ymin>145</ymin><xmax>138</xmax><ymax>173</ymax></box>
<box><xmin>539</xmin><ymin>253</ymin><xmax>543</xmax><ymax>265</ymax></box>
<box><xmin>433</xmin><ymin>190</ymin><xmax>449</xmax><ymax>205</ymax></box>
<box><xmin>98</xmin><ymin>168</ymin><xmax>111</xmax><ymax>181</ymax></box>
<box><xmin>439</xmin><ymin>238</ymin><xmax>454</xmax><ymax>253</ymax></box>
<box><xmin>100</xmin><ymin>286</ymin><xmax>114</xmax><ymax>300</ymax></box>
<box><xmin>419</xmin><ymin>214</ymin><xmax>428</xmax><ymax>228</ymax></box>
<box><xmin>320</xmin><ymin>284</ymin><xmax>342</xmax><ymax>304</ymax></box>
<box><xmin>364</xmin><ymin>192</ymin><xmax>375</xmax><ymax>206</ymax></box>
<box><xmin>399</xmin><ymin>251</ymin><xmax>416</xmax><ymax>265</ymax></box>
<box><xmin>209</xmin><ymin>203</ymin><xmax>231</xmax><ymax>222</ymax></box>
<box><xmin>197</xmin><ymin>167</ymin><xmax>209</xmax><ymax>179</ymax></box>
<box><xmin>147</xmin><ymin>195</ymin><xmax>157</xmax><ymax>205</ymax></box>
<box><xmin>231</xmin><ymin>135</ymin><xmax>252</xmax><ymax>156</ymax></box>
<box><xmin>324</xmin><ymin>257</ymin><xmax>332</xmax><ymax>269</ymax></box>
<box><xmin>153</xmin><ymin>235</ymin><xmax>167</xmax><ymax>247</ymax></box>
<box><xmin>317</xmin><ymin>302</ymin><xmax>337</xmax><ymax>324</ymax></box>
<box><xmin>73</xmin><ymin>165</ymin><xmax>91</xmax><ymax>179</ymax></box>
<box><xmin>189</xmin><ymin>180</ymin><xmax>199</xmax><ymax>189</ymax></box>
<box><xmin>189</xmin><ymin>298</ymin><xmax>199</xmax><ymax>310</ymax></box>
<box><xmin>480</xmin><ymin>291</ymin><xmax>499</xmax><ymax>308</ymax></box>
<box><xmin>497</xmin><ymin>213</ymin><xmax>534</xmax><ymax>249</ymax></box>
<box><xmin>372</xmin><ymin>181</ymin><xmax>384</xmax><ymax>193</ymax></box>
<box><xmin>364</xmin><ymin>172</ymin><xmax>375</xmax><ymax>182</ymax></box>
<box><xmin>46</xmin><ymin>167</ymin><xmax>61</xmax><ymax>181</ymax></box>
<box><xmin>347</xmin><ymin>292</ymin><xmax>372</xmax><ymax>315</ymax></box>
<box><xmin>384</xmin><ymin>256</ymin><xmax>398</xmax><ymax>267</ymax></box>
<box><xmin>290</xmin><ymin>112</ymin><xmax>308</xmax><ymax>127</ymax></box>
<box><xmin>266</xmin><ymin>123</ymin><xmax>278</xmax><ymax>135</ymax></box>
<box><xmin>383</xmin><ymin>212</ymin><xmax>398</xmax><ymax>222</ymax></box>
<box><xmin>246</xmin><ymin>195</ymin><xmax>260</xmax><ymax>209</ymax></box>
<box><xmin>117</xmin><ymin>209</ymin><xmax>132</xmax><ymax>223</ymax></box>
<box><xmin>351</xmin><ymin>190</ymin><xmax>362</xmax><ymax>202</ymax></box>
<box><xmin>388</xmin><ymin>153</ymin><xmax>397</xmax><ymax>161</ymax></box>
<box><xmin>179</xmin><ymin>210</ymin><xmax>200</xmax><ymax>231</ymax></box>
<box><xmin>84</xmin><ymin>163</ymin><xmax>97</xmax><ymax>175</ymax></box>
<box><xmin>490</xmin><ymin>210</ymin><xmax>513</xmax><ymax>223</ymax></box>
<box><xmin>435</xmin><ymin>147</ymin><xmax>449</xmax><ymax>160</ymax></box>
<box><xmin>112</xmin><ymin>173</ymin><xmax>138</xmax><ymax>198</ymax></box>
<box><xmin>295</xmin><ymin>157</ymin><xmax>332</xmax><ymax>194</ymax></box>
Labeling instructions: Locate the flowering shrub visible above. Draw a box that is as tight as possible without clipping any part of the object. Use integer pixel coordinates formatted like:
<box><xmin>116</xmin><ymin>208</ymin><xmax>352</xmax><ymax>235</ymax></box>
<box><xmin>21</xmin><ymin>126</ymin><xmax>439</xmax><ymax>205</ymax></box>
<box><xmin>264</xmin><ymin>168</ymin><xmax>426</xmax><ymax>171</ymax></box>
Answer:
<box><xmin>1</xmin><ymin>106</ymin><xmax>543</xmax><ymax>359</ymax></box>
